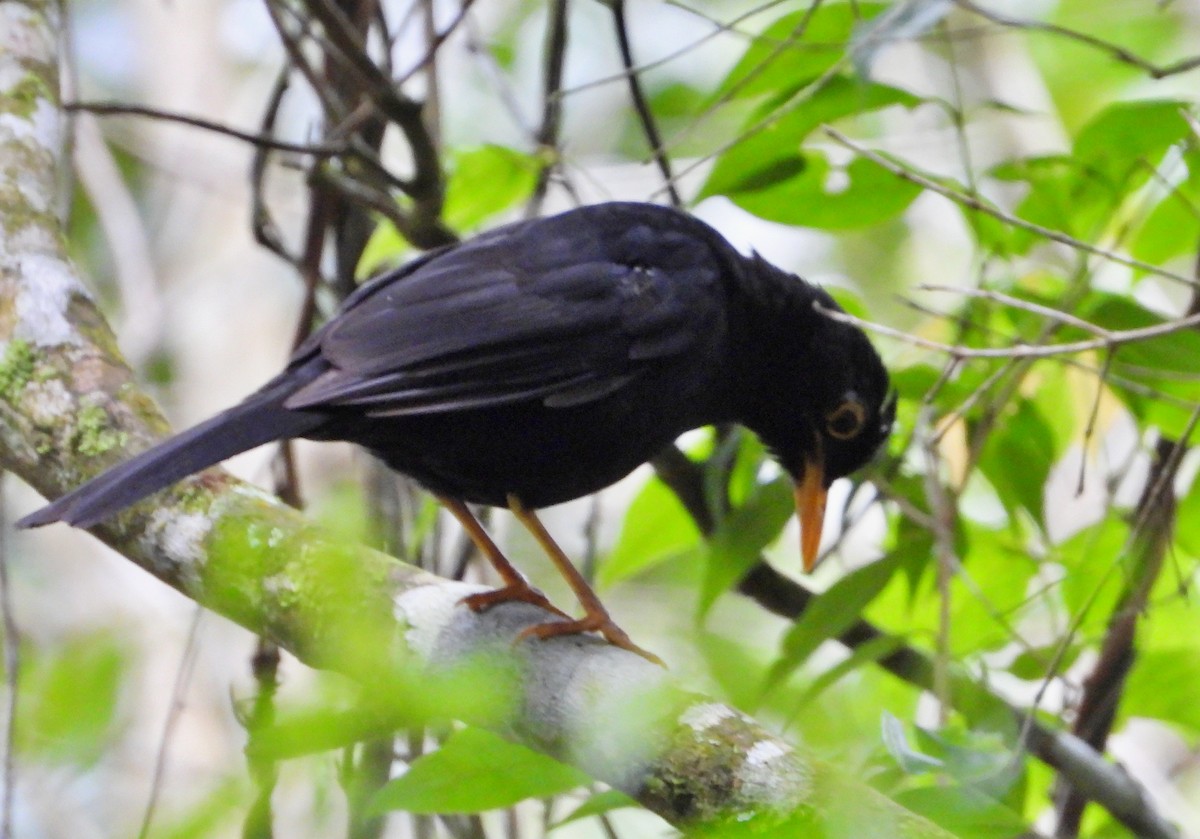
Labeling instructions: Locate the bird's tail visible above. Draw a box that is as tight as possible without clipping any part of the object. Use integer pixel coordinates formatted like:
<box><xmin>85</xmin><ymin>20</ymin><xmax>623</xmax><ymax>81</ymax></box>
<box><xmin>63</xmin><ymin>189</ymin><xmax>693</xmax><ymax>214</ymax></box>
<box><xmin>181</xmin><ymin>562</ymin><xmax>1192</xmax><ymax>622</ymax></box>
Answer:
<box><xmin>17</xmin><ymin>381</ymin><xmax>326</xmax><ymax>530</ymax></box>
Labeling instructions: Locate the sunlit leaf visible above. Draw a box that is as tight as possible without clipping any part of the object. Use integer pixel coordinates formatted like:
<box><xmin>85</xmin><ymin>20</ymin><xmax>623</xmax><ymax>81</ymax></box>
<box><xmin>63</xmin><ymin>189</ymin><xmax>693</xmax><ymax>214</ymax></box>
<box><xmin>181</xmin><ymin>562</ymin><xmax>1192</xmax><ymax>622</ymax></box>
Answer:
<box><xmin>881</xmin><ymin>711</ymin><xmax>943</xmax><ymax>773</ymax></box>
<box><xmin>1122</xmin><ymin>648</ymin><xmax>1200</xmax><ymax>735</ymax></box>
<box><xmin>699</xmin><ymin>76</ymin><xmax>919</xmax><ymax>200</ymax></box>
<box><xmin>599</xmin><ymin>475</ymin><xmax>703</xmax><ymax>587</ymax></box>
<box><xmin>551</xmin><ymin>789</ymin><xmax>639</xmax><ymax>830</ymax></box>
<box><xmin>1080</xmin><ymin>296</ymin><xmax>1200</xmax><ymax>437</ymax></box>
<box><xmin>699</xmin><ymin>476</ymin><xmax>795</xmax><ymax>616</ymax></box>
<box><xmin>990</xmin><ymin>100</ymin><xmax>1193</xmax><ymax>250</ymax></box>
<box><xmin>444</xmin><ymin>145</ymin><xmax>540</xmax><ymax>232</ymax></box>
<box><xmin>1130</xmin><ymin>148</ymin><xmax>1200</xmax><ymax>265</ymax></box>
<box><xmin>1028</xmin><ymin>0</ymin><xmax>1189</xmax><ymax>129</ymax></box>
<box><xmin>697</xmin><ymin>630</ymin><xmax>773</xmax><ymax>712</ymax></box>
<box><xmin>369</xmin><ymin>727</ymin><xmax>587</xmax><ymax>814</ymax></box>
<box><xmin>19</xmin><ymin>635</ymin><xmax>127</xmax><ymax>765</ymax></box>
<box><xmin>1055</xmin><ymin>515</ymin><xmax>1129</xmax><ymax>630</ymax></box>
<box><xmin>787</xmin><ymin>632</ymin><xmax>905</xmax><ymax>715</ymax></box>
<box><xmin>850</xmin><ymin>0</ymin><xmax>953</xmax><ymax>76</ymax></box>
<box><xmin>976</xmin><ymin>399</ymin><xmax>1055</xmax><ymax>526</ymax></box>
<box><xmin>725</xmin><ymin>150</ymin><xmax>922</xmax><ymax>229</ymax></box>
<box><xmin>764</xmin><ymin>555</ymin><xmax>899</xmax><ymax>691</ymax></box>
<box><xmin>895</xmin><ymin>785</ymin><xmax>1029</xmax><ymax>838</ymax></box>
<box><xmin>715</xmin><ymin>4</ymin><xmax>888</xmax><ymax>101</ymax></box>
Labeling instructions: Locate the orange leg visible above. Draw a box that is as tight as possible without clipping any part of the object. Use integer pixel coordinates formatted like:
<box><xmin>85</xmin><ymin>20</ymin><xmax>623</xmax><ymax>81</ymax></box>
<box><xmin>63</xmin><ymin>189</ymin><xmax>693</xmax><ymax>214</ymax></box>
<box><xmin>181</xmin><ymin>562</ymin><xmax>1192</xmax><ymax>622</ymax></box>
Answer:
<box><xmin>436</xmin><ymin>495</ymin><xmax>569</xmax><ymax>619</ymax></box>
<box><xmin>507</xmin><ymin>494</ymin><xmax>664</xmax><ymax>667</ymax></box>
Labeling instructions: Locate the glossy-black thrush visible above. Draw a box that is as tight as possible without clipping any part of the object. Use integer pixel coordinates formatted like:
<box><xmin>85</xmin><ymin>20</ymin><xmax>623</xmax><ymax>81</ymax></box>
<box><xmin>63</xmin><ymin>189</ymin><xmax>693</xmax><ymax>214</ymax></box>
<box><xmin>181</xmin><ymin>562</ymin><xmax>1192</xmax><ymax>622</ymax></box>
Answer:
<box><xmin>19</xmin><ymin>202</ymin><xmax>894</xmax><ymax>661</ymax></box>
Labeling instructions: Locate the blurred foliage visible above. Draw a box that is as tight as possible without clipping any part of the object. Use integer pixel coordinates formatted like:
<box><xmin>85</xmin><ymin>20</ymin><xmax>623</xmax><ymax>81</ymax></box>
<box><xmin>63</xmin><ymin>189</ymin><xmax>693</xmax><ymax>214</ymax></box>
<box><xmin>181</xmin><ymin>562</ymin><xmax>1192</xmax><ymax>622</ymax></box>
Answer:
<box><xmin>368</xmin><ymin>727</ymin><xmax>587</xmax><ymax>815</ymax></box>
<box><xmin>17</xmin><ymin>0</ymin><xmax>1200</xmax><ymax>837</ymax></box>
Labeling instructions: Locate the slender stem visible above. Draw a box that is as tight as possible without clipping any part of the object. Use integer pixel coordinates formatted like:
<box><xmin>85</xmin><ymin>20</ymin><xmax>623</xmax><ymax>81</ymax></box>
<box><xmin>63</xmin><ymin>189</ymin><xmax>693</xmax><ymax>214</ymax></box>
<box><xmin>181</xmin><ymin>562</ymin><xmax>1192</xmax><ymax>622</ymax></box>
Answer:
<box><xmin>609</xmin><ymin>0</ymin><xmax>681</xmax><ymax>207</ymax></box>
<box><xmin>0</xmin><ymin>476</ymin><xmax>17</xmax><ymax>839</ymax></box>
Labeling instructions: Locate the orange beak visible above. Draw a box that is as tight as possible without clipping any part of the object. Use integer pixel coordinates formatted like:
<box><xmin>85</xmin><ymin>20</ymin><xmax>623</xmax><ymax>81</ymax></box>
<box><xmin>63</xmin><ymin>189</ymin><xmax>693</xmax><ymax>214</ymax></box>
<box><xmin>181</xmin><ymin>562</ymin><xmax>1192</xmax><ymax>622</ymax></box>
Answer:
<box><xmin>795</xmin><ymin>458</ymin><xmax>827</xmax><ymax>572</ymax></box>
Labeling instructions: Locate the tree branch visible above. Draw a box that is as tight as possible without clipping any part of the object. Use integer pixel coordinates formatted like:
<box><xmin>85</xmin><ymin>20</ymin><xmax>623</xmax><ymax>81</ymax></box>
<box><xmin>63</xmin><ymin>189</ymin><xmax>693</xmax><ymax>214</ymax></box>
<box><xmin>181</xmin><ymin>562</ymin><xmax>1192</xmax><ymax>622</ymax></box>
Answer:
<box><xmin>0</xmin><ymin>3</ymin><xmax>956</xmax><ymax>834</ymax></box>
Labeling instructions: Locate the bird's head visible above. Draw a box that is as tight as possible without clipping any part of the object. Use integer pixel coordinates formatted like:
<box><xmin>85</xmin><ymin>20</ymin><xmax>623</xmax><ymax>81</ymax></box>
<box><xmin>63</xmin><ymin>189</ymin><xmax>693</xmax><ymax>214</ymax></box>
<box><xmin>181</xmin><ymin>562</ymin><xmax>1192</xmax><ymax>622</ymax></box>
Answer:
<box><xmin>734</xmin><ymin>262</ymin><xmax>895</xmax><ymax>571</ymax></box>
<box><xmin>776</xmin><ymin>369</ymin><xmax>895</xmax><ymax>573</ymax></box>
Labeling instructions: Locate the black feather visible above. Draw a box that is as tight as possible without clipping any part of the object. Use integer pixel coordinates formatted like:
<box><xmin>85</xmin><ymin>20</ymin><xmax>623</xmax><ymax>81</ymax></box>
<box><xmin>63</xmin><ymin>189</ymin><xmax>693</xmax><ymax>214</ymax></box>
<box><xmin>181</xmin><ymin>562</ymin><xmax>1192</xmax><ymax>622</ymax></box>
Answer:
<box><xmin>19</xmin><ymin>201</ymin><xmax>891</xmax><ymax>524</ymax></box>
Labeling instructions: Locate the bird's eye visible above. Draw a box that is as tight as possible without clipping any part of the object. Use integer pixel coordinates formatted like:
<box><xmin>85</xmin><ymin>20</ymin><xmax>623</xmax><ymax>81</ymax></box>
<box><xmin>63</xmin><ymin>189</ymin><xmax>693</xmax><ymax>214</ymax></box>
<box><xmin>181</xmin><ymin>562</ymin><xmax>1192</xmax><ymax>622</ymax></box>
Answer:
<box><xmin>826</xmin><ymin>398</ymin><xmax>867</xmax><ymax>440</ymax></box>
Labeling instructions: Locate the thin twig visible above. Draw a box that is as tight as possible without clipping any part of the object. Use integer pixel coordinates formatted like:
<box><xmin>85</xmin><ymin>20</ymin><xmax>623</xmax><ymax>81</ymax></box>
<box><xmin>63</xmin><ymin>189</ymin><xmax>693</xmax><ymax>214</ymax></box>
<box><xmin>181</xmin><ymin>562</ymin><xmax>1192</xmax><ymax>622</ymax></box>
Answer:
<box><xmin>823</xmin><ymin>127</ymin><xmax>1199</xmax><ymax>288</ymax></box>
<box><xmin>136</xmin><ymin>607</ymin><xmax>204</xmax><ymax>839</ymax></box>
<box><xmin>609</xmin><ymin>0</ymin><xmax>681</xmax><ymax>207</ymax></box>
<box><xmin>654</xmin><ymin>5</ymin><xmax>852</xmax><ymax>195</ymax></box>
<box><xmin>814</xmin><ymin>301</ymin><xmax>1200</xmax><ymax>359</ymax></box>
<box><xmin>527</xmin><ymin>0</ymin><xmax>570</xmax><ymax>216</ymax></box>
<box><xmin>1055</xmin><ymin>424</ymin><xmax>1195</xmax><ymax>834</ymax></box>
<box><xmin>0</xmin><ymin>476</ymin><xmax>16</xmax><ymax>839</ymax></box>
<box><xmin>560</xmin><ymin>0</ymin><xmax>791</xmax><ymax>96</ymax></box>
<box><xmin>954</xmin><ymin>0</ymin><xmax>1200</xmax><ymax>79</ymax></box>
<box><xmin>920</xmin><ymin>405</ymin><xmax>956</xmax><ymax>725</ymax></box>
<box><xmin>916</xmin><ymin>285</ymin><xmax>1113</xmax><ymax>337</ymax></box>
<box><xmin>396</xmin><ymin>0</ymin><xmax>477</xmax><ymax>86</ymax></box>
<box><xmin>1075</xmin><ymin>348</ymin><xmax>1114</xmax><ymax>497</ymax></box>
<box><xmin>250</xmin><ymin>68</ymin><xmax>296</xmax><ymax>264</ymax></box>
<box><xmin>266</xmin><ymin>0</ymin><xmax>345</xmax><ymax>118</ymax></box>
<box><xmin>65</xmin><ymin>101</ymin><xmax>344</xmax><ymax>156</ymax></box>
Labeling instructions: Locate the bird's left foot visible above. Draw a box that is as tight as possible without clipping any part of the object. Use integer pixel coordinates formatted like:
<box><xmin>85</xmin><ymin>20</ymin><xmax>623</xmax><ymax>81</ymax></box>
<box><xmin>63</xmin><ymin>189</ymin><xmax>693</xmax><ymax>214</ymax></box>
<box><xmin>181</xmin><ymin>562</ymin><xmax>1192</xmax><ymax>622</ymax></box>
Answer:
<box><xmin>517</xmin><ymin>611</ymin><xmax>665</xmax><ymax>667</ymax></box>
<box><xmin>461</xmin><ymin>583</ymin><xmax>571</xmax><ymax>619</ymax></box>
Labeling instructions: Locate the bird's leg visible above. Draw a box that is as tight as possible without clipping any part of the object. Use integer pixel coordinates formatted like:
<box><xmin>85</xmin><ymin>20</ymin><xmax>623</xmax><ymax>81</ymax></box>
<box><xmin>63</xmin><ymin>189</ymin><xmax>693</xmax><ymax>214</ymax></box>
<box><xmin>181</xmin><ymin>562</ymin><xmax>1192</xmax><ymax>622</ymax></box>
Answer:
<box><xmin>436</xmin><ymin>495</ymin><xmax>569</xmax><ymax>618</ymax></box>
<box><xmin>507</xmin><ymin>494</ymin><xmax>664</xmax><ymax>667</ymax></box>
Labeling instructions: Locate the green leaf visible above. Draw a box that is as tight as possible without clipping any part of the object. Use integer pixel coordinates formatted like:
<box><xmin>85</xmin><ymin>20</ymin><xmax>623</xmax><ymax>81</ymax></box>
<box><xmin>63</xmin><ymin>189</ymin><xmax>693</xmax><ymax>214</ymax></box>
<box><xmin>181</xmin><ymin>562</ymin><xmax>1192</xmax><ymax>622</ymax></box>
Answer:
<box><xmin>880</xmin><ymin>711</ymin><xmax>943</xmax><ymax>773</ymax></box>
<box><xmin>715</xmin><ymin>4</ymin><xmax>887</xmax><ymax>100</ymax></box>
<box><xmin>699</xmin><ymin>476</ymin><xmax>795</xmax><ymax>616</ymax></box>
<box><xmin>895</xmin><ymin>785</ymin><xmax>1029</xmax><ymax>838</ymax></box>
<box><xmin>697</xmin><ymin>630</ymin><xmax>773</xmax><ymax>712</ymax></box>
<box><xmin>724</xmin><ymin>149</ymin><xmax>922</xmax><ymax>229</ymax></box>
<box><xmin>151</xmin><ymin>778</ymin><xmax>247</xmax><ymax>839</ymax></box>
<box><xmin>1073</xmin><ymin>99</ymin><xmax>1191</xmax><ymax>186</ymax></box>
<box><xmin>976</xmin><ymin>399</ymin><xmax>1055</xmax><ymax>526</ymax></box>
<box><xmin>19</xmin><ymin>635</ymin><xmax>127</xmax><ymax>765</ymax></box>
<box><xmin>599</xmin><ymin>474</ymin><xmax>702</xmax><ymax>587</ymax></box>
<box><xmin>551</xmin><ymin>789</ymin><xmax>639</xmax><ymax>830</ymax></box>
<box><xmin>1174</xmin><ymin>480</ymin><xmax>1200</xmax><ymax>559</ymax></box>
<box><xmin>1055</xmin><ymin>515</ymin><xmax>1128</xmax><ymax>631</ymax></box>
<box><xmin>358</xmin><ymin>224</ymin><xmax>412</xmax><ymax>277</ymax></box>
<box><xmin>989</xmin><ymin>155</ymin><xmax>1089</xmax><ymax>248</ymax></box>
<box><xmin>699</xmin><ymin>77</ymin><xmax>919</xmax><ymax>200</ymax></box>
<box><xmin>1009</xmin><ymin>644</ymin><xmax>1081</xmax><ymax>682</ymax></box>
<box><xmin>1122</xmin><ymin>648</ymin><xmax>1200</xmax><ymax>735</ymax></box>
<box><xmin>369</xmin><ymin>727</ymin><xmax>587</xmax><ymax>815</ymax></box>
<box><xmin>849</xmin><ymin>0</ymin><xmax>954</xmax><ymax>76</ymax></box>
<box><xmin>444</xmin><ymin>145</ymin><xmax>539</xmax><ymax>232</ymax></box>
<box><xmin>1028</xmin><ymin>0</ymin><xmax>1189</xmax><ymax>130</ymax></box>
<box><xmin>764</xmin><ymin>555</ymin><xmax>899</xmax><ymax>692</ymax></box>
<box><xmin>1131</xmin><ymin>148</ymin><xmax>1200</xmax><ymax>265</ymax></box>
<box><xmin>787</xmin><ymin>632</ymin><xmax>905</xmax><ymax>715</ymax></box>
<box><xmin>1079</xmin><ymin>296</ymin><xmax>1200</xmax><ymax>437</ymax></box>
<box><xmin>989</xmin><ymin>101</ymin><xmax>1193</xmax><ymax>251</ymax></box>
<box><xmin>247</xmin><ymin>656</ymin><xmax>520</xmax><ymax>763</ymax></box>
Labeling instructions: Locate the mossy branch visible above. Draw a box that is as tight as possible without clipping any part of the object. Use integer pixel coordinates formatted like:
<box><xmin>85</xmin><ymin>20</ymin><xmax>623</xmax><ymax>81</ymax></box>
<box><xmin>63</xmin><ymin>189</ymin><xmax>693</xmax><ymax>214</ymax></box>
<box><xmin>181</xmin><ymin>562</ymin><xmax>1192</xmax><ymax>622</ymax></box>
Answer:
<box><xmin>0</xmin><ymin>2</ymin><xmax>967</xmax><ymax>835</ymax></box>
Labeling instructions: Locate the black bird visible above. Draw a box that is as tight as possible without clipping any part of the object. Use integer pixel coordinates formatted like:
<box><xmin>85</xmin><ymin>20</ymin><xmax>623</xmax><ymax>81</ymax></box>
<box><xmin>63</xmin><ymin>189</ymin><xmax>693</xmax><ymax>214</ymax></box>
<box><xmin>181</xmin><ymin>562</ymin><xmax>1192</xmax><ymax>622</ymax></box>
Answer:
<box><xmin>19</xmin><ymin>202</ymin><xmax>894</xmax><ymax>661</ymax></box>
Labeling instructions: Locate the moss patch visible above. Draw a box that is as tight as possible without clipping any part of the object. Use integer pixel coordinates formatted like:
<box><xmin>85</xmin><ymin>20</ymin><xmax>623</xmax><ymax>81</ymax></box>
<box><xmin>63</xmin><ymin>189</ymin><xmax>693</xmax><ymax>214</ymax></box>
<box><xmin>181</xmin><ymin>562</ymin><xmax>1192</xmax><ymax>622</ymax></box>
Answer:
<box><xmin>202</xmin><ymin>504</ymin><xmax>398</xmax><ymax>673</ymax></box>
<box><xmin>0</xmin><ymin>338</ymin><xmax>36</xmax><ymax>403</ymax></box>
<box><xmin>73</xmin><ymin>403</ymin><xmax>127</xmax><ymax>456</ymax></box>
<box><xmin>0</xmin><ymin>73</ymin><xmax>52</xmax><ymax>121</ymax></box>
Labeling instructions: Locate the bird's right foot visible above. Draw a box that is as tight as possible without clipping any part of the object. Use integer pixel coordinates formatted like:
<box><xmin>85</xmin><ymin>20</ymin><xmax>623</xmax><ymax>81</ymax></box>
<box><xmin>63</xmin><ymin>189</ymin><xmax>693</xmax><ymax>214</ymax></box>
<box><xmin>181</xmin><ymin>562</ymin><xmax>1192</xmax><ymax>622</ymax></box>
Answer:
<box><xmin>516</xmin><ymin>612</ymin><xmax>666</xmax><ymax>667</ymax></box>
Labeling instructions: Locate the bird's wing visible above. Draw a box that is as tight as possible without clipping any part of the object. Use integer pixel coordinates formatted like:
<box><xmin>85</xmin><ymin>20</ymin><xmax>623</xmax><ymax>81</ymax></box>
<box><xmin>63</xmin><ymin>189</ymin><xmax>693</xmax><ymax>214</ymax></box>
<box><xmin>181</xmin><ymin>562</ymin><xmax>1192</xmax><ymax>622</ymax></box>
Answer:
<box><xmin>284</xmin><ymin>210</ymin><xmax>727</xmax><ymax>415</ymax></box>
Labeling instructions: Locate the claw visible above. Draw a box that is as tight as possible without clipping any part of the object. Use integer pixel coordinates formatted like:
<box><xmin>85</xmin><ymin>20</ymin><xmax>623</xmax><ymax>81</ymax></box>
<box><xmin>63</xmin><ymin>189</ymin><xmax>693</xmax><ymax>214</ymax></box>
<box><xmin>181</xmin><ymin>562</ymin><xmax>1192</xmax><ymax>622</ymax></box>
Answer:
<box><xmin>516</xmin><ymin>613</ymin><xmax>666</xmax><ymax>667</ymax></box>
<box><xmin>460</xmin><ymin>583</ymin><xmax>571</xmax><ymax>619</ymax></box>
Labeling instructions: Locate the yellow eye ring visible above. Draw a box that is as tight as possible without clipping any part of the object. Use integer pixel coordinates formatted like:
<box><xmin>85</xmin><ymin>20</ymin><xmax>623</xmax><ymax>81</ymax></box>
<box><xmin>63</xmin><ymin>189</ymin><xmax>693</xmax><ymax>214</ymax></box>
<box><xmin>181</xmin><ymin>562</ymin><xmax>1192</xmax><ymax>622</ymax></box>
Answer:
<box><xmin>826</xmin><ymin>399</ymin><xmax>867</xmax><ymax>440</ymax></box>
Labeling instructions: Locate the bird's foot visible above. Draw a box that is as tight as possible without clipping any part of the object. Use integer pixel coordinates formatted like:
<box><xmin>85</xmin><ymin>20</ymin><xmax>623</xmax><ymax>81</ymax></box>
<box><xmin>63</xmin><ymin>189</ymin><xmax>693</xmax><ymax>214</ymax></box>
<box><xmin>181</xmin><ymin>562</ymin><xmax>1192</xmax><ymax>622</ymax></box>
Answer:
<box><xmin>516</xmin><ymin>612</ymin><xmax>666</xmax><ymax>667</ymax></box>
<box><xmin>461</xmin><ymin>583</ymin><xmax>571</xmax><ymax>620</ymax></box>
